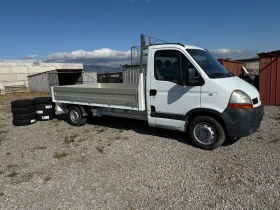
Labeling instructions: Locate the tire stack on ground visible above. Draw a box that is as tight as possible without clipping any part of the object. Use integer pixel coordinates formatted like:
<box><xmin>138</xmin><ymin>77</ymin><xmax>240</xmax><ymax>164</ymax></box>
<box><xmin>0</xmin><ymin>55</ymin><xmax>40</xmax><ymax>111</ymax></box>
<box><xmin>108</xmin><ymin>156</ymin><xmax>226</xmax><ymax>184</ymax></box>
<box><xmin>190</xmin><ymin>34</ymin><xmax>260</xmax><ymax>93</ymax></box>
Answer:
<box><xmin>33</xmin><ymin>97</ymin><xmax>55</xmax><ymax>121</ymax></box>
<box><xmin>11</xmin><ymin>99</ymin><xmax>37</xmax><ymax>126</ymax></box>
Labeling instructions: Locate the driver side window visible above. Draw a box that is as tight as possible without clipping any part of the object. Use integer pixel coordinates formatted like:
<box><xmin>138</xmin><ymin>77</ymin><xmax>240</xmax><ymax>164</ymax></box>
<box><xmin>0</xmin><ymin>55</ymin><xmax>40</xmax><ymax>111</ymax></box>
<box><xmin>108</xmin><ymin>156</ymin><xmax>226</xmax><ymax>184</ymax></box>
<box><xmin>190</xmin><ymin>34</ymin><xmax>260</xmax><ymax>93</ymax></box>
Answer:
<box><xmin>154</xmin><ymin>49</ymin><xmax>198</xmax><ymax>85</ymax></box>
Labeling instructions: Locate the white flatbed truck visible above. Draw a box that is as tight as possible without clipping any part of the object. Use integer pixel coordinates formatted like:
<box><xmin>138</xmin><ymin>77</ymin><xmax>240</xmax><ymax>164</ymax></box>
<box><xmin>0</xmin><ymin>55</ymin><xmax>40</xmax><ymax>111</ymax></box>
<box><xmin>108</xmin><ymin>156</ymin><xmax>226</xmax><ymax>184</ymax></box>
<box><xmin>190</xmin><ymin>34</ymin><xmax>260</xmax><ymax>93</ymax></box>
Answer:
<box><xmin>51</xmin><ymin>35</ymin><xmax>264</xmax><ymax>150</ymax></box>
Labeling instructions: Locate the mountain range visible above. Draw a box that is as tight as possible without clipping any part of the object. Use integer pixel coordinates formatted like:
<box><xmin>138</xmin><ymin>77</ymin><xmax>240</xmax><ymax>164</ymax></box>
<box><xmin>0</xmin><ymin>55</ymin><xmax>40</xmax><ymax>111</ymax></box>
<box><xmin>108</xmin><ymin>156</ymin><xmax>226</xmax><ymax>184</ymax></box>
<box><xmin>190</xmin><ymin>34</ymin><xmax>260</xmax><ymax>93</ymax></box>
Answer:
<box><xmin>83</xmin><ymin>64</ymin><xmax>122</xmax><ymax>73</ymax></box>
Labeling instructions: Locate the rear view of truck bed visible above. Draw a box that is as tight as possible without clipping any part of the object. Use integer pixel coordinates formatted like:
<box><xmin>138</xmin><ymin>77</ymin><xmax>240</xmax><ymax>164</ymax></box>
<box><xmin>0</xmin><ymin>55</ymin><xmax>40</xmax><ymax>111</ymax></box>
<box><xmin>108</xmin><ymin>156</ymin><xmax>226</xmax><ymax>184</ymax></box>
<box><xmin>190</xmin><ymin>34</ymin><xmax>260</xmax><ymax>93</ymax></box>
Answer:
<box><xmin>51</xmin><ymin>73</ymin><xmax>145</xmax><ymax>111</ymax></box>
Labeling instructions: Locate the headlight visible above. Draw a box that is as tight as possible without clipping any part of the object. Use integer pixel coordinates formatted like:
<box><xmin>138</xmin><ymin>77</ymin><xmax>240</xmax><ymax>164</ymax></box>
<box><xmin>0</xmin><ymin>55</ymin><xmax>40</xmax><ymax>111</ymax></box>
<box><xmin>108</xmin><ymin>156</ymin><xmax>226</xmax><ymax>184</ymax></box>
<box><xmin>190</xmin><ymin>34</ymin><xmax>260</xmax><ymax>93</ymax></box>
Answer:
<box><xmin>228</xmin><ymin>90</ymin><xmax>253</xmax><ymax>109</ymax></box>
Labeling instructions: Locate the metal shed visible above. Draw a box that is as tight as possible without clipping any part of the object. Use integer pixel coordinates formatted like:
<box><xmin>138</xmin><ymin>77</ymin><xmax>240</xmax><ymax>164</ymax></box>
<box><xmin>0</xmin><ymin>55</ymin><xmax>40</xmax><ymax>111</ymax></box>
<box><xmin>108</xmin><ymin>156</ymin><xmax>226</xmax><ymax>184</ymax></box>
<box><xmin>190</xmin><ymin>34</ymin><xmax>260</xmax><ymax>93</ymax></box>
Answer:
<box><xmin>122</xmin><ymin>65</ymin><xmax>146</xmax><ymax>83</ymax></box>
<box><xmin>218</xmin><ymin>59</ymin><xmax>245</xmax><ymax>77</ymax></box>
<box><xmin>28</xmin><ymin>69</ymin><xmax>84</xmax><ymax>93</ymax></box>
<box><xmin>258</xmin><ymin>50</ymin><xmax>280</xmax><ymax>105</ymax></box>
<box><xmin>97</xmin><ymin>72</ymin><xmax>123</xmax><ymax>83</ymax></box>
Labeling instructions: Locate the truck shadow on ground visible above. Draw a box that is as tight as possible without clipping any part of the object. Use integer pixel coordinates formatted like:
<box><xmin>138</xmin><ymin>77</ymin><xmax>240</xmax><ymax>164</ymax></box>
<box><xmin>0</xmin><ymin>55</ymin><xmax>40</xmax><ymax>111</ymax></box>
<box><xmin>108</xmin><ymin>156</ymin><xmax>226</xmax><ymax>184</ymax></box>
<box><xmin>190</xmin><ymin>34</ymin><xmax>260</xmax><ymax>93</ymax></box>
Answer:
<box><xmin>56</xmin><ymin>114</ymin><xmax>240</xmax><ymax>148</ymax></box>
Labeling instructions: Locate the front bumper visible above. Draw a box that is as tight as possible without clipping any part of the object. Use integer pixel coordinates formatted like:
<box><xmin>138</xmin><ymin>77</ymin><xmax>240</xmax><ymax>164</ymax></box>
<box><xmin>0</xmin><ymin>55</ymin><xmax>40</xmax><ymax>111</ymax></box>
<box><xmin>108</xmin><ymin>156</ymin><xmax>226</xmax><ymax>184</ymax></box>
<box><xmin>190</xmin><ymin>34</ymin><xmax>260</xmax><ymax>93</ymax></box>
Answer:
<box><xmin>220</xmin><ymin>104</ymin><xmax>264</xmax><ymax>137</ymax></box>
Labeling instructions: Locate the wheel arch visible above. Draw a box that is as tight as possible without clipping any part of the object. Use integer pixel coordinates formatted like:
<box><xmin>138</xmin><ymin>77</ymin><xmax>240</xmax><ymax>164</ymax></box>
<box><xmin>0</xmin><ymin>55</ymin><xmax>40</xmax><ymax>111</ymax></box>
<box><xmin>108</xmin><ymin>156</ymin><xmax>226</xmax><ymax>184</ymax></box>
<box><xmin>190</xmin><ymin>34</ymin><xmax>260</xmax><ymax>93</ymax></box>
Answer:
<box><xmin>184</xmin><ymin>108</ymin><xmax>228</xmax><ymax>134</ymax></box>
<box><xmin>67</xmin><ymin>104</ymin><xmax>89</xmax><ymax>117</ymax></box>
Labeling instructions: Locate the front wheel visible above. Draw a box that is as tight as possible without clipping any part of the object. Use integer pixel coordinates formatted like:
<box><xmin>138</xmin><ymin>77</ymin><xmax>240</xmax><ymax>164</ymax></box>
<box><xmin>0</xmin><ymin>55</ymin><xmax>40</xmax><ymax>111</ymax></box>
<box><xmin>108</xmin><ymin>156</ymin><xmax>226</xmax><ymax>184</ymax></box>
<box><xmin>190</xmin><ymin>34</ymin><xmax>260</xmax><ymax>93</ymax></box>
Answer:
<box><xmin>188</xmin><ymin>116</ymin><xmax>225</xmax><ymax>150</ymax></box>
<box><xmin>68</xmin><ymin>106</ymin><xmax>87</xmax><ymax>126</ymax></box>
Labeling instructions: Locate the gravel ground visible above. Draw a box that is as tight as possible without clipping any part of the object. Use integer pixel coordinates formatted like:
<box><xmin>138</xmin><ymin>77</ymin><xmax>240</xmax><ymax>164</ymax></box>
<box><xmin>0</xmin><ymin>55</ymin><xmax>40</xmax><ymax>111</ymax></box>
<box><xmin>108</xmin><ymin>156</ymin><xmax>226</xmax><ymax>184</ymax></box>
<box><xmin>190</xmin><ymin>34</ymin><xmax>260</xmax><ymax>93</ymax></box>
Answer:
<box><xmin>0</xmin><ymin>93</ymin><xmax>279</xmax><ymax>209</ymax></box>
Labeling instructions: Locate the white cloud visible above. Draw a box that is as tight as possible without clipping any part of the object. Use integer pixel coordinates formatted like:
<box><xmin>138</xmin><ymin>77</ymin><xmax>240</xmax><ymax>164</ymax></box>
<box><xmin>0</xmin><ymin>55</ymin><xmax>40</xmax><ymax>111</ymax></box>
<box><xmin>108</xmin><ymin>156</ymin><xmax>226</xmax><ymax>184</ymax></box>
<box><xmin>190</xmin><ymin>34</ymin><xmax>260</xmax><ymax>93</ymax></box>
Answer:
<box><xmin>44</xmin><ymin>48</ymin><xmax>136</xmax><ymax>67</ymax></box>
<box><xmin>212</xmin><ymin>48</ymin><xmax>257</xmax><ymax>59</ymax></box>
<box><xmin>214</xmin><ymin>49</ymin><xmax>232</xmax><ymax>54</ymax></box>
<box><xmin>43</xmin><ymin>47</ymin><xmax>257</xmax><ymax>67</ymax></box>
<box><xmin>25</xmin><ymin>54</ymin><xmax>38</xmax><ymax>59</ymax></box>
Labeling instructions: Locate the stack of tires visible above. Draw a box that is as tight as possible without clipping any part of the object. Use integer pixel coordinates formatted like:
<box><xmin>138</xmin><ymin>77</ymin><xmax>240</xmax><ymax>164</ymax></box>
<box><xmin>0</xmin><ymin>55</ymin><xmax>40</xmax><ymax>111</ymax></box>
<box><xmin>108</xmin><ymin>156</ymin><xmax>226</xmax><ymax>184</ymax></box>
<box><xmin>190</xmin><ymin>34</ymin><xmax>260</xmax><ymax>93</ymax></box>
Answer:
<box><xmin>11</xmin><ymin>99</ymin><xmax>37</xmax><ymax>126</ymax></box>
<box><xmin>33</xmin><ymin>97</ymin><xmax>55</xmax><ymax>121</ymax></box>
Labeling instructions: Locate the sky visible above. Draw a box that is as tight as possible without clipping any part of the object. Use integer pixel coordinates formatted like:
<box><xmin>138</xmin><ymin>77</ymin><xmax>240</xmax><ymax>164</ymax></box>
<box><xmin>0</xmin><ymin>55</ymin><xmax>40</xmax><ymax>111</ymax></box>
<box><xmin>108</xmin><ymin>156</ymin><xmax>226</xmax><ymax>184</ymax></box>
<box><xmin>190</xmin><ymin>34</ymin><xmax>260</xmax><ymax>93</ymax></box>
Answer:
<box><xmin>0</xmin><ymin>0</ymin><xmax>280</xmax><ymax>67</ymax></box>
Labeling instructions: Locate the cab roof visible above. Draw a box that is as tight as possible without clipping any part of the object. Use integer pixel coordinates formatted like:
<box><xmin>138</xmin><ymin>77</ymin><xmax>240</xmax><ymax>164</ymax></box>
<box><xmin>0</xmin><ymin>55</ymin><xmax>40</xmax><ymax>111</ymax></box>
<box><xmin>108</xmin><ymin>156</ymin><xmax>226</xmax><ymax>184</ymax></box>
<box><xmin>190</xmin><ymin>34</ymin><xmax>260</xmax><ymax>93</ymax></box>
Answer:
<box><xmin>148</xmin><ymin>43</ymin><xmax>206</xmax><ymax>51</ymax></box>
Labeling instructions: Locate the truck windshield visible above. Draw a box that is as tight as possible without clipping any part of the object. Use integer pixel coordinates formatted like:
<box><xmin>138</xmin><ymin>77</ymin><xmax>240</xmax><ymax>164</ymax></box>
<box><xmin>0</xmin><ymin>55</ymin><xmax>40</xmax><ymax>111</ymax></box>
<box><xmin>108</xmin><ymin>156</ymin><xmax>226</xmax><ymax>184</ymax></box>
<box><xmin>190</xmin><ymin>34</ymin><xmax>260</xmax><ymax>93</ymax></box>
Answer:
<box><xmin>186</xmin><ymin>49</ymin><xmax>233</xmax><ymax>78</ymax></box>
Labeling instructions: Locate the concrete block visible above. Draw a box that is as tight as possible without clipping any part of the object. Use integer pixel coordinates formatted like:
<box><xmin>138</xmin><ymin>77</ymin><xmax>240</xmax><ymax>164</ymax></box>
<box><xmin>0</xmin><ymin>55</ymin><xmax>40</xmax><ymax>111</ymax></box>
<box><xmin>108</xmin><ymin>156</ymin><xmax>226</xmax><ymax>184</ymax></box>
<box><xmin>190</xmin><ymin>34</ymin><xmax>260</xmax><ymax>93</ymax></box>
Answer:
<box><xmin>1</xmin><ymin>62</ymin><xmax>20</xmax><ymax>66</ymax></box>
<box><xmin>0</xmin><ymin>67</ymin><xmax>13</xmax><ymax>73</ymax></box>
<box><xmin>0</xmin><ymin>74</ymin><xmax>17</xmax><ymax>82</ymax></box>
<box><xmin>16</xmin><ymin>73</ymin><xmax>27</xmax><ymax>81</ymax></box>
<box><xmin>13</xmin><ymin>81</ymin><xmax>26</xmax><ymax>86</ymax></box>
<box><xmin>12</xmin><ymin>66</ymin><xmax>28</xmax><ymax>73</ymax></box>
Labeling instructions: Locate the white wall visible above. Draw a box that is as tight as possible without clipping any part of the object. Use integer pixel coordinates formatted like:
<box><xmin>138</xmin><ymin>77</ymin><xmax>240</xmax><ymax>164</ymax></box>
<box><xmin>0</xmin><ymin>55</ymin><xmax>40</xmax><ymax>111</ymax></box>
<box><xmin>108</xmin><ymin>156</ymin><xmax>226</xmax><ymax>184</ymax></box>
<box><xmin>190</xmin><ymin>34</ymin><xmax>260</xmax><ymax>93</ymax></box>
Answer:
<box><xmin>0</xmin><ymin>61</ymin><xmax>83</xmax><ymax>93</ymax></box>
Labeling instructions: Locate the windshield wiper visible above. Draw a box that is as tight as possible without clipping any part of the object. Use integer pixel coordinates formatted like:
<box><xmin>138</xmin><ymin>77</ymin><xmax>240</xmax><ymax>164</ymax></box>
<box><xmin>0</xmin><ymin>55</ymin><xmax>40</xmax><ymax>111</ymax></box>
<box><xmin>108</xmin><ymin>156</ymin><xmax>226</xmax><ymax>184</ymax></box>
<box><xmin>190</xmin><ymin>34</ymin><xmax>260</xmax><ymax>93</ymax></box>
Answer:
<box><xmin>209</xmin><ymin>72</ymin><xmax>227</xmax><ymax>76</ymax></box>
<box><xmin>209</xmin><ymin>72</ymin><xmax>233</xmax><ymax>77</ymax></box>
<box><xmin>227</xmin><ymin>72</ymin><xmax>234</xmax><ymax>77</ymax></box>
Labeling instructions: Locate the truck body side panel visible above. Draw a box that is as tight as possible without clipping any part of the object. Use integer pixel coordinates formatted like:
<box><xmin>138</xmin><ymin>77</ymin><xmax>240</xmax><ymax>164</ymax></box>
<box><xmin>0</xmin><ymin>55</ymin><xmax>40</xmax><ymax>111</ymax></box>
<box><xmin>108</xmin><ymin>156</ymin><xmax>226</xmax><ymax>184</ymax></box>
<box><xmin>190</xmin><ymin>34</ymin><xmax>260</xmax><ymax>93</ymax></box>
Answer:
<box><xmin>52</xmin><ymin>74</ymin><xmax>146</xmax><ymax>111</ymax></box>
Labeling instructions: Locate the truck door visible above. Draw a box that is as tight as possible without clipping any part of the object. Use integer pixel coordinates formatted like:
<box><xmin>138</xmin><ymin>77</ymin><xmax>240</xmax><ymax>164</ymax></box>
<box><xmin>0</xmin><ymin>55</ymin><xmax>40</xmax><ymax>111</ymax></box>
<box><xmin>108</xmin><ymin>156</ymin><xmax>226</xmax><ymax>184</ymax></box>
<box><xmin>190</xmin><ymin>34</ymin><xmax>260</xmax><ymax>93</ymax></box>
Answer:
<box><xmin>149</xmin><ymin>48</ymin><xmax>201</xmax><ymax>130</ymax></box>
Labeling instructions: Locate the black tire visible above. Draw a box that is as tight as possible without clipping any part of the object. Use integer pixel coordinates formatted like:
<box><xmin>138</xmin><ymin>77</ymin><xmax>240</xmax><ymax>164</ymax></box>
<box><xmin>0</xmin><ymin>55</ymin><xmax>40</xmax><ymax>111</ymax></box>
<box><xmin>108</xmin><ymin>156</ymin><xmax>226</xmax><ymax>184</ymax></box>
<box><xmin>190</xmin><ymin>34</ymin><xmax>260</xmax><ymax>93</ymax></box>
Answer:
<box><xmin>188</xmin><ymin>116</ymin><xmax>225</xmax><ymax>150</ymax></box>
<box><xmin>11</xmin><ymin>99</ymin><xmax>34</xmax><ymax>108</ymax></box>
<box><xmin>35</xmin><ymin>104</ymin><xmax>53</xmax><ymax>110</ymax></box>
<box><xmin>67</xmin><ymin>106</ymin><xmax>87</xmax><ymax>126</ymax></box>
<box><xmin>33</xmin><ymin>97</ymin><xmax>52</xmax><ymax>104</ymax></box>
<box><xmin>13</xmin><ymin>119</ymin><xmax>36</xmax><ymax>126</ymax></box>
<box><xmin>36</xmin><ymin>109</ymin><xmax>53</xmax><ymax>115</ymax></box>
<box><xmin>13</xmin><ymin>112</ymin><xmax>36</xmax><ymax>120</ymax></box>
<box><xmin>36</xmin><ymin>114</ymin><xmax>55</xmax><ymax>121</ymax></box>
<box><xmin>52</xmin><ymin>102</ymin><xmax>56</xmax><ymax>117</ymax></box>
<box><xmin>11</xmin><ymin>106</ymin><xmax>36</xmax><ymax>114</ymax></box>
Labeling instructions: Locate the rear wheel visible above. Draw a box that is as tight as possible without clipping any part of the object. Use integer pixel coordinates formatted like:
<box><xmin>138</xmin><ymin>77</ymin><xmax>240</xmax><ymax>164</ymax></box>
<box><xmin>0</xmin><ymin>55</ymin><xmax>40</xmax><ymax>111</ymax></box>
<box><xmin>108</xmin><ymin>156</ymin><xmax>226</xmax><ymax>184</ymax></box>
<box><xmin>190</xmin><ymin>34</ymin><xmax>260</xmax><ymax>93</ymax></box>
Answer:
<box><xmin>188</xmin><ymin>116</ymin><xmax>225</xmax><ymax>150</ymax></box>
<box><xmin>67</xmin><ymin>106</ymin><xmax>87</xmax><ymax>126</ymax></box>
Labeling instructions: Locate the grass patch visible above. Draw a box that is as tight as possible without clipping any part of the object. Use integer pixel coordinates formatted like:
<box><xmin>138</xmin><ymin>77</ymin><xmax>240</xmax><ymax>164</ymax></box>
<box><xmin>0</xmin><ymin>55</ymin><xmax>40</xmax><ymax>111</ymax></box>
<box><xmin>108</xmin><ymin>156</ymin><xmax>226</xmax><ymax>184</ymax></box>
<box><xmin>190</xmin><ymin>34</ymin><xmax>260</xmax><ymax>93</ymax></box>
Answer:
<box><xmin>31</xmin><ymin>146</ymin><xmax>47</xmax><ymax>151</ymax></box>
<box><xmin>12</xmin><ymin>172</ymin><xmax>35</xmax><ymax>184</ymax></box>
<box><xmin>64</xmin><ymin>134</ymin><xmax>78</xmax><ymax>144</ymax></box>
<box><xmin>97</xmin><ymin>128</ymin><xmax>106</xmax><ymax>134</ymax></box>
<box><xmin>6</xmin><ymin>164</ymin><xmax>18</xmax><ymax>169</ymax></box>
<box><xmin>6</xmin><ymin>152</ymin><xmax>11</xmax><ymax>155</ymax></box>
<box><xmin>6</xmin><ymin>171</ymin><xmax>18</xmax><ymax>177</ymax></box>
<box><xmin>118</xmin><ymin>130</ymin><xmax>124</xmax><ymax>133</ymax></box>
<box><xmin>0</xmin><ymin>129</ymin><xmax>8</xmax><ymax>145</ymax></box>
<box><xmin>53</xmin><ymin>152</ymin><xmax>69</xmax><ymax>159</ymax></box>
<box><xmin>77</xmin><ymin>138</ymin><xmax>86</xmax><ymax>142</ymax></box>
<box><xmin>0</xmin><ymin>130</ymin><xmax>8</xmax><ymax>135</ymax></box>
<box><xmin>51</xmin><ymin>120</ymin><xmax>59</xmax><ymax>126</ymax></box>
<box><xmin>0</xmin><ymin>192</ymin><xmax>4</xmax><ymax>196</ymax></box>
<box><xmin>115</xmin><ymin>135</ymin><xmax>121</xmax><ymax>140</ymax></box>
<box><xmin>269</xmin><ymin>138</ymin><xmax>280</xmax><ymax>144</ymax></box>
<box><xmin>44</xmin><ymin>175</ymin><xmax>52</xmax><ymax>183</ymax></box>
<box><xmin>96</xmin><ymin>146</ymin><xmax>104</xmax><ymax>153</ymax></box>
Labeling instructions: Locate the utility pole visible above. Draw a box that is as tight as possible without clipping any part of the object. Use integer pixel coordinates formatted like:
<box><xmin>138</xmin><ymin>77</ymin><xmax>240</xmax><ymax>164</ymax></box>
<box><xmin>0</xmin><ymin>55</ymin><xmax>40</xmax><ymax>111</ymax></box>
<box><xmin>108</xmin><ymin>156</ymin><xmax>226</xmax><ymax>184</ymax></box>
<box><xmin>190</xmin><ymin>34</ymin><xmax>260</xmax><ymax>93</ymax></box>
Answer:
<box><xmin>140</xmin><ymin>34</ymin><xmax>145</xmax><ymax>74</ymax></box>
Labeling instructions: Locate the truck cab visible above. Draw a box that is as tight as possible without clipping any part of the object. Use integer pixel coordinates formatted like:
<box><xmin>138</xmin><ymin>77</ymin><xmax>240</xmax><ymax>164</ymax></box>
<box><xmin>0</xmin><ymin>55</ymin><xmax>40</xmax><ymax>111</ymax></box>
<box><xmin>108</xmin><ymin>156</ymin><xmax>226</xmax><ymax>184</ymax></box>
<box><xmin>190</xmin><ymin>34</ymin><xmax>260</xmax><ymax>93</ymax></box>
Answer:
<box><xmin>145</xmin><ymin>44</ymin><xmax>264</xmax><ymax>149</ymax></box>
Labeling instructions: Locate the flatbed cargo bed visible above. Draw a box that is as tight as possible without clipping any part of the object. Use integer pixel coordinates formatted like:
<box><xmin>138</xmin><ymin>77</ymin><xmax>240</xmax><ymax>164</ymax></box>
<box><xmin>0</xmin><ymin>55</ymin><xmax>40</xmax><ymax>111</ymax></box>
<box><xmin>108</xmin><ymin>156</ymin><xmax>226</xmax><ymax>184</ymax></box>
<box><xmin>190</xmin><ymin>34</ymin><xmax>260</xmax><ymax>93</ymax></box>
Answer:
<box><xmin>51</xmin><ymin>73</ymin><xmax>145</xmax><ymax>111</ymax></box>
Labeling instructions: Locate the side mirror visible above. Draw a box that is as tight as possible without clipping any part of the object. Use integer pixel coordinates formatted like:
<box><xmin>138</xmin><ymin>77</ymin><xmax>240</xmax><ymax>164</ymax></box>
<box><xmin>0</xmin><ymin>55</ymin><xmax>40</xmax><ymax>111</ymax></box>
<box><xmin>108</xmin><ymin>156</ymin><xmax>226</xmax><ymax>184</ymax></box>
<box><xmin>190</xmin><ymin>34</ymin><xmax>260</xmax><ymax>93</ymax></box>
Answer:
<box><xmin>186</xmin><ymin>68</ymin><xmax>200</xmax><ymax>86</ymax></box>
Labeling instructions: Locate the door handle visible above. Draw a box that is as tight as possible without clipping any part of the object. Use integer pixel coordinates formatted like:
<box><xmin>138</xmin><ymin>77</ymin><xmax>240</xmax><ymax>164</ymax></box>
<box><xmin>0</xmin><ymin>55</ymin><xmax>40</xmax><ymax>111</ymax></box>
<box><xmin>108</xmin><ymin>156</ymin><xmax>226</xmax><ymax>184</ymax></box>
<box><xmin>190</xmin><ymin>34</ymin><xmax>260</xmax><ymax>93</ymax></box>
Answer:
<box><xmin>150</xmin><ymin>89</ymin><xmax>157</xmax><ymax>96</ymax></box>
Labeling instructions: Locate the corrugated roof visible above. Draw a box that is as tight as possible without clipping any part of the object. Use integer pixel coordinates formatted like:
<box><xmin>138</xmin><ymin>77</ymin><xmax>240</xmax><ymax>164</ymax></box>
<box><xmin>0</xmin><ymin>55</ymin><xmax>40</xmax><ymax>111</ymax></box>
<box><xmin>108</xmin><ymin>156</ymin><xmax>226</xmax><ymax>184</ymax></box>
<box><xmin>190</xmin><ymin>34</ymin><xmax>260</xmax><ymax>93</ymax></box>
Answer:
<box><xmin>217</xmin><ymin>58</ymin><xmax>245</xmax><ymax>64</ymax></box>
<box><xmin>257</xmin><ymin>50</ymin><xmax>280</xmax><ymax>56</ymax></box>
<box><xmin>235</xmin><ymin>57</ymin><xmax>259</xmax><ymax>62</ymax></box>
<box><xmin>27</xmin><ymin>69</ymin><xmax>83</xmax><ymax>77</ymax></box>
